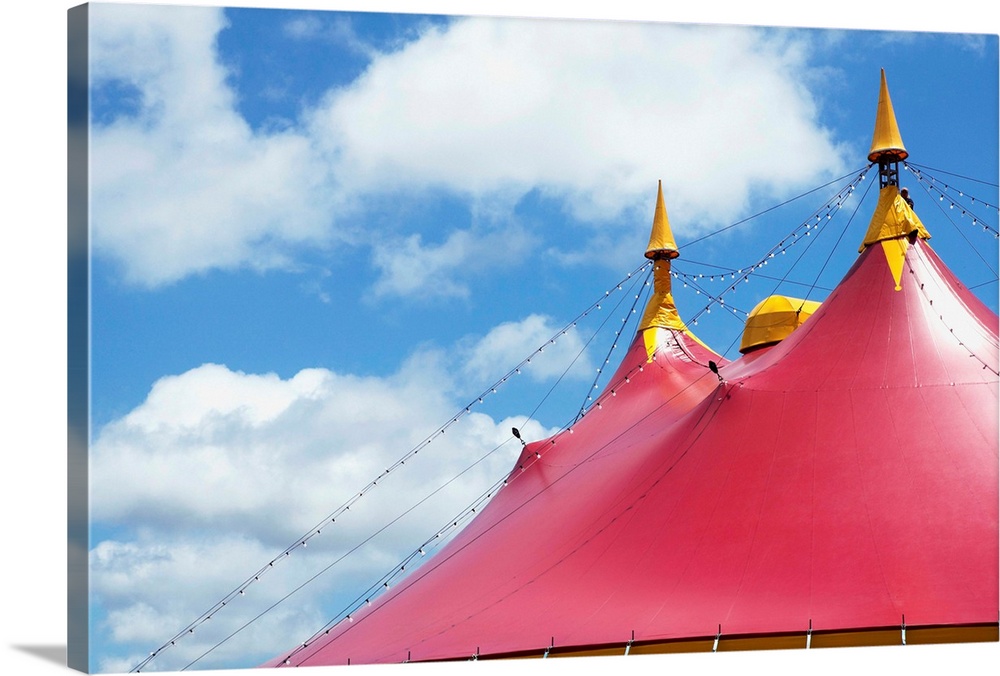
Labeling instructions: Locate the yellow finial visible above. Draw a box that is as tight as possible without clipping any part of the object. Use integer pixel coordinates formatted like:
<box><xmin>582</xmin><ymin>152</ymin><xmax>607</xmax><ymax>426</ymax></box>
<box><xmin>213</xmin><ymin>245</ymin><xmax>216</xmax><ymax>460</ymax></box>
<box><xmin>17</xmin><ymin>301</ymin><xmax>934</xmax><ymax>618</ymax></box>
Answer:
<box><xmin>860</xmin><ymin>72</ymin><xmax>929</xmax><ymax>292</ymax></box>
<box><xmin>868</xmin><ymin>69</ymin><xmax>908</xmax><ymax>163</ymax></box>
<box><xmin>638</xmin><ymin>182</ymin><xmax>686</xmax><ymax>360</ymax></box>
<box><xmin>644</xmin><ymin>180</ymin><xmax>679</xmax><ymax>260</ymax></box>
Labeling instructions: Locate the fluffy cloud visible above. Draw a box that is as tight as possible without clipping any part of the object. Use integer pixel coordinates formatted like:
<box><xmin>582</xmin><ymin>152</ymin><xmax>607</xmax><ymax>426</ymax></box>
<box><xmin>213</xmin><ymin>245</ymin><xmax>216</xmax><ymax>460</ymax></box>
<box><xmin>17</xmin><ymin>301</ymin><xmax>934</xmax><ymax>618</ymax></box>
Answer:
<box><xmin>310</xmin><ymin>18</ymin><xmax>846</xmax><ymax>224</ymax></box>
<box><xmin>89</xmin><ymin>4</ymin><xmax>341</xmax><ymax>287</ymax></box>
<box><xmin>91</xmin><ymin>360</ymin><xmax>540</xmax><ymax>540</ymax></box>
<box><xmin>461</xmin><ymin>313</ymin><xmax>595</xmax><ymax>384</ymax></box>
<box><xmin>369</xmin><ymin>225</ymin><xmax>535</xmax><ymax>299</ymax></box>
<box><xmin>89</xmin><ymin>326</ymin><xmax>569</xmax><ymax>670</ymax></box>
<box><xmin>91</xmin><ymin>534</ymin><xmax>330</xmax><ymax>672</ymax></box>
<box><xmin>88</xmin><ymin>5</ymin><xmax>847</xmax><ymax>290</ymax></box>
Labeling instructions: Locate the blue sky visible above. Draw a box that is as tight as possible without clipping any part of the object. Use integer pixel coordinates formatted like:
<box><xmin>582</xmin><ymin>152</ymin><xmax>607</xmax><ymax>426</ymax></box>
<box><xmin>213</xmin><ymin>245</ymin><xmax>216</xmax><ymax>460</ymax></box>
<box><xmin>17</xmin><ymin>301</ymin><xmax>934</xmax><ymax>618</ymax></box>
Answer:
<box><xmin>39</xmin><ymin>1</ymin><xmax>1000</xmax><ymax>674</ymax></box>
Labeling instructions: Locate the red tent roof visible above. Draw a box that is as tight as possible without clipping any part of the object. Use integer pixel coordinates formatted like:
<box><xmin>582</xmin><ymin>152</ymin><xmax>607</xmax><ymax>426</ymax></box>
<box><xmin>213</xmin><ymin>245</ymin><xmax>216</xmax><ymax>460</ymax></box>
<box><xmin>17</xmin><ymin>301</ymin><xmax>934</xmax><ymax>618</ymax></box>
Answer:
<box><xmin>268</xmin><ymin>233</ymin><xmax>997</xmax><ymax>667</ymax></box>
<box><xmin>266</xmin><ymin>76</ymin><xmax>998</xmax><ymax>667</ymax></box>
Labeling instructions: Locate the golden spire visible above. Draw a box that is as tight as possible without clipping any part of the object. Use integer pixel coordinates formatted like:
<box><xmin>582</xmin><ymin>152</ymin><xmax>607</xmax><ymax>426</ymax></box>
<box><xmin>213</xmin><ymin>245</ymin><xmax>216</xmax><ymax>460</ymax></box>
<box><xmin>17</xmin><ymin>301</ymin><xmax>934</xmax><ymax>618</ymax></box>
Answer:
<box><xmin>860</xmin><ymin>70</ymin><xmax>929</xmax><ymax>292</ymax></box>
<box><xmin>638</xmin><ymin>182</ymin><xmax>686</xmax><ymax>353</ymax></box>
<box><xmin>644</xmin><ymin>180</ymin><xmax>679</xmax><ymax>260</ymax></box>
<box><xmin>868</xmin><ymin>69</ymin><xmax>908</xmax><ymax>163</ymax></box>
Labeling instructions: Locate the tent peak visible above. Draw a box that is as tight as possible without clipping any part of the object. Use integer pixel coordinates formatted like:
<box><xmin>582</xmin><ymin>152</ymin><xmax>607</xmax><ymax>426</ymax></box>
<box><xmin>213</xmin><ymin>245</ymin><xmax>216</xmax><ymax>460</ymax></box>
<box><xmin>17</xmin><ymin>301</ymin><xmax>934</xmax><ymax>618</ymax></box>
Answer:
<box><xmin>868</xmin><ymin>68</ymin><xmax>908</xmax><ymax>164</ymax></box>
<box><xmin>638</xmin><ymin>182</ymin><xmax>686</xmax><ymax>354</ymax></box>
<box><xmin>644</xmin><ymin>180</ymin><xmax>680</xmax><ymax>260</ymax></box>
<box><xmin>860</xmin><ymin>72</ymin><xmax>930</xmax><ymax>290</ymax></box>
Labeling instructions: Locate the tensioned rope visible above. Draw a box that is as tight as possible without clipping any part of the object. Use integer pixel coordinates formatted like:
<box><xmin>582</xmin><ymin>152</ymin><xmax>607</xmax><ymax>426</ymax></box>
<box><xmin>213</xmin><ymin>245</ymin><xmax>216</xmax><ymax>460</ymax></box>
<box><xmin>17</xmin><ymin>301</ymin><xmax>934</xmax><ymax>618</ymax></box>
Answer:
<box><xmin>362</xmin><ymin>380</ymin><xmax>738</xmax><ymax>665</ymax></box>
<box><xmin>278</xmin><ymin>163</ymin><xmax>997</xmax><ymax>666</ymax></box>
<box><xmin>274</xmin><ymin>283</ymin><xmax>700</xmax><ymax>666</ymax></box>
<box><xmin>679</xmin><ymin>167</ymin><xmax>871</xmax><ymax>249</ymax></box>
<box><xmin>133</xmin><ymin>260</ymin><xmax>653</xmax><ymax>672</ymax></box>
<box><xmin>905</xmin><ymin>163</ymin><xmax>998</xmax><ymax>236</ymax></box>
<box><xmin>794</xmin><ymin>166</ymin><xmax>878</xmax><ymax>305</ymax></box>
<box><xmin>905</xmin><ymin>164</ymin><xmax>998</xmax><ymax>279</ymax></box>
<box><xmin>179</xmin><ymin>432</ymin><xmax>518</xmax><ymax>670</ymax></box>
<box><xmin>281</xmin><ymin>210</ymin><xmax>882</xmax><ymax>661</ymax></box>
<box><xmin>683</xmin><ymin>167</ymin><xmax>870</xmax><ymax>324</ymax></box>
<box><xmin>903</xmin><ymin>251</ymin><xmax>1000</xmax><ymax>376</ymax></box>
<box><xmin>279</xmin><ymin>163</ymin><xmax>996</xmax><ymax>665</ymax></box>
<box><xmin>673</xmin><ymin>258</ymin><xmax>834</xmax><ymax>294</ymax></box>
<box><xmin>137</xmin><ymin>161</ymin><xmax>990</xmax><ymax>671</ymax></box>
<box><xmin>279</xmin><ymin>358</ymin><xmax>722</xmax><ymax>667</ymax></box>
<box><xmin>576</xmin><ymin>265</ymin><xmax>654</xmax><ymax>420</ymax></box>
<box><xmin>906</xmin><ymin>161</ymin><xmax>1000</xmax><ymax>190</ymax></box>
<box><xmin>670</xmin><ymin>168</ymin><xmax>872</xmax><ymax>357</ymax></box>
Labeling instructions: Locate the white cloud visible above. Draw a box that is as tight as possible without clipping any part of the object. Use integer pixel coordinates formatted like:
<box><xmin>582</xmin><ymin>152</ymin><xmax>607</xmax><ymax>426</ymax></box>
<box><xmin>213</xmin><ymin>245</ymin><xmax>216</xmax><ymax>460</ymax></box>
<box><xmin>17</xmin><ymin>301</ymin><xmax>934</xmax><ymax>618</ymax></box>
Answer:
<box><xmin>88</xmin><ymin>6</ymin><xmax>847</xmax><ymax>290</ymax></box>
<box><xmin>89</xmin><ymin>4</ymin><xmax>341</xmax><ymax>287</ymax></box>
<box><xmin>461</xmin><ymin>313</ymin><xmax>595</xmax><ymax>384</ymax></box>
<box><xmin>282</xmin><ymin>14</ymin><xmax>325</xmax><ymax>40</ymax></box>
<box><xmin>371</xmin><ymin>230</ymin><xmax>477</xmax><ymax>299</ymax></box>
<box><xmin>89</xmin><ymin>351</ymin><xmax>559</xmax><ymax>670</ymax></box>
<box><xmin>90</xmin><ymin>534</ymin><xmax>329</xmax><ymax>672</ymax></box>
<box><xmin>90</xmin><ymin>360</ymin><xmax>534</xmax><ymax>536</ymax></box>
<box><xmin>283</xmin><ymin>12</ymin><xmax>379</xmax><ymax>58</ymax></box>
<box><xmin>369</xmin><ymin>225</ymin><xmax>535</xmax><ymax>299</ymax></box>
<box><xmin>310</xmin><ymin>19</ymin><xmax>847</xmax><ymax>226</ymax></box>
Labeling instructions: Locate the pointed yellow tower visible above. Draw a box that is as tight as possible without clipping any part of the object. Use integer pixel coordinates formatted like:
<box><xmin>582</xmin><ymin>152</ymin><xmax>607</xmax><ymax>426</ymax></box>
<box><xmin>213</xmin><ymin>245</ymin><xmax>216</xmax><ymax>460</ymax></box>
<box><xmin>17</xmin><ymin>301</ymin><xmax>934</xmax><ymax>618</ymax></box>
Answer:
<box><xmin>860</xmin><ymin>70</ymin><xmax>930</xmax><ymax>290</ymax></box>
<box><xmin>637</xmin><ymin>182</ymin><xmax>687</xmax><ymax>359</ymax></box>
<box><xmin>868</xmin><ymin>69</ymin><xmax>908</xmax><ymax>163</ymax></box>
<box><xmin>644</xmin><ymin>180</ymin><xmax>680</xmax><ymax>260</ymax></box>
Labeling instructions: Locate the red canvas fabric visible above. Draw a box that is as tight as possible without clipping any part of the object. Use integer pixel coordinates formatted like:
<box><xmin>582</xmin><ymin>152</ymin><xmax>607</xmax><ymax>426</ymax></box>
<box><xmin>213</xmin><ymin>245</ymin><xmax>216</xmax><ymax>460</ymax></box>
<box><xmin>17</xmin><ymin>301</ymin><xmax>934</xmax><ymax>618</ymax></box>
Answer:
<box><xmin>268</xmin><ymin>239</ymin><xmax>998</xmax><ymax>667</ymax></box>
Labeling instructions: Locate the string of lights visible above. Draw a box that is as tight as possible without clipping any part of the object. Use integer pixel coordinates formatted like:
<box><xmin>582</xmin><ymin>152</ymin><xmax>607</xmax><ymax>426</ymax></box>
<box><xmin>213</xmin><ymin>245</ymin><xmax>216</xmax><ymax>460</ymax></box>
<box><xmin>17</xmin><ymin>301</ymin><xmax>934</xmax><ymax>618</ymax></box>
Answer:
<box><xmin>674</xmin><ymin>264</ymin><xmax>834</xmax><ymax>293</ymax></box>
<box><xmin>906</xmin><ymin>163</ymin><xmax>999</xmax><ymax>237</ymax></box>
<box><xmin>136</xmin><ymin>158</ymin><xmax>993</xmax><ymax>671</ymax></box>
<box><xmin>677</xmin><ymin>272</ymin><xmax>753</xmax><ymax>322</ymax></box>
<box><xmin>672</xmin><ymin>258</ymin><xmax>836</xmax><ymax>294</ymax></box>
<box><xmin>677</xmin><ymin>168</ymin><xmax>870</xmax><ymax>330</ymax></box>
<box><xmin>378</xmin><ymin>380</ymin><xmax>737</xmax><ymax>664</ymax></box>
<box><xmin>133</xmin><ymin>260</ymin><xmax>654</xmax><ymax>673</ymax></box>
<box><xmin>906</xmin><ymin>170</ymin><xmax>998</xmax><ymax>280</ymax></box>
<box><xmin>679</xmin><ymin>166</ymin><xmax>872</xmax><ymax>249</ymax></box>
<box><xmin>275</xmin><ymin>162</ymin><xmax>996</xmax><ymax>663</ymax></box>
<box><xmin>576</xmin><ymin>265</ymin><xmax>654</xmax><ymax>420</ymax></box>
<box><xmin>178</xmin><ymin>430</ymin><xmax>526</xmax><ymax>671</ymax></box>
<box><xmin>135</xmin><ymin>161</ymin><xmax>875</xmax><ymax>669</ymax></box>
<box><xmin>276</xmin><ymin>463</ymin><xmax>519</xmax><ymax>666</ymax></box>
<box><xmin>796</xmin><ymin>169</ymin><xmax>878</xmax><ymax>301</ymax></box>
<box><xmin>905</xmin><ymin>161</ymin><xmax>1000</xmax><ymax>192</ymax></box>
<box><xmin>903</xmin><ymin>255</ymin><xmax>1000</xmax><ymax>376</ymax></box>
<box><xmin>278</xmin><ymin>342</ymin><xmax>721</xmax><ymax>667</ymax></box>
<box><xmin>279</xmin><ymin>206</ymin><xmax>1000</xmax><ymax>664</ymax></box>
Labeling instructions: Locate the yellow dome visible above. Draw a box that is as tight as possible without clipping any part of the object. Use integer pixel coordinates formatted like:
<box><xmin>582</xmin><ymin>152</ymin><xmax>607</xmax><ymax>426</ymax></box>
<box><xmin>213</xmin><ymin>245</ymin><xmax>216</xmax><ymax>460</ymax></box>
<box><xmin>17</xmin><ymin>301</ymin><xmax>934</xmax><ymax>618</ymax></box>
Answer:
<box><xmin>739</xmin><ymin>295</ymin><xmax>821</xmax><ymax>353</ymax></box>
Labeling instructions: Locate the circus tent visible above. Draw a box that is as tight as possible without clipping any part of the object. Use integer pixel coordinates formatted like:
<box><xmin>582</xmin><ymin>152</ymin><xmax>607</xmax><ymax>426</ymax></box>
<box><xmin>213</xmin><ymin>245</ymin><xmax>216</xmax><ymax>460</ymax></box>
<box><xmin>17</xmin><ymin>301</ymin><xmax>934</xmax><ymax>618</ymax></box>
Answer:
<box><xmin>264</xmin><ymin>71</ymin><xmax>999</xmax><ymax>668</ymax></box>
